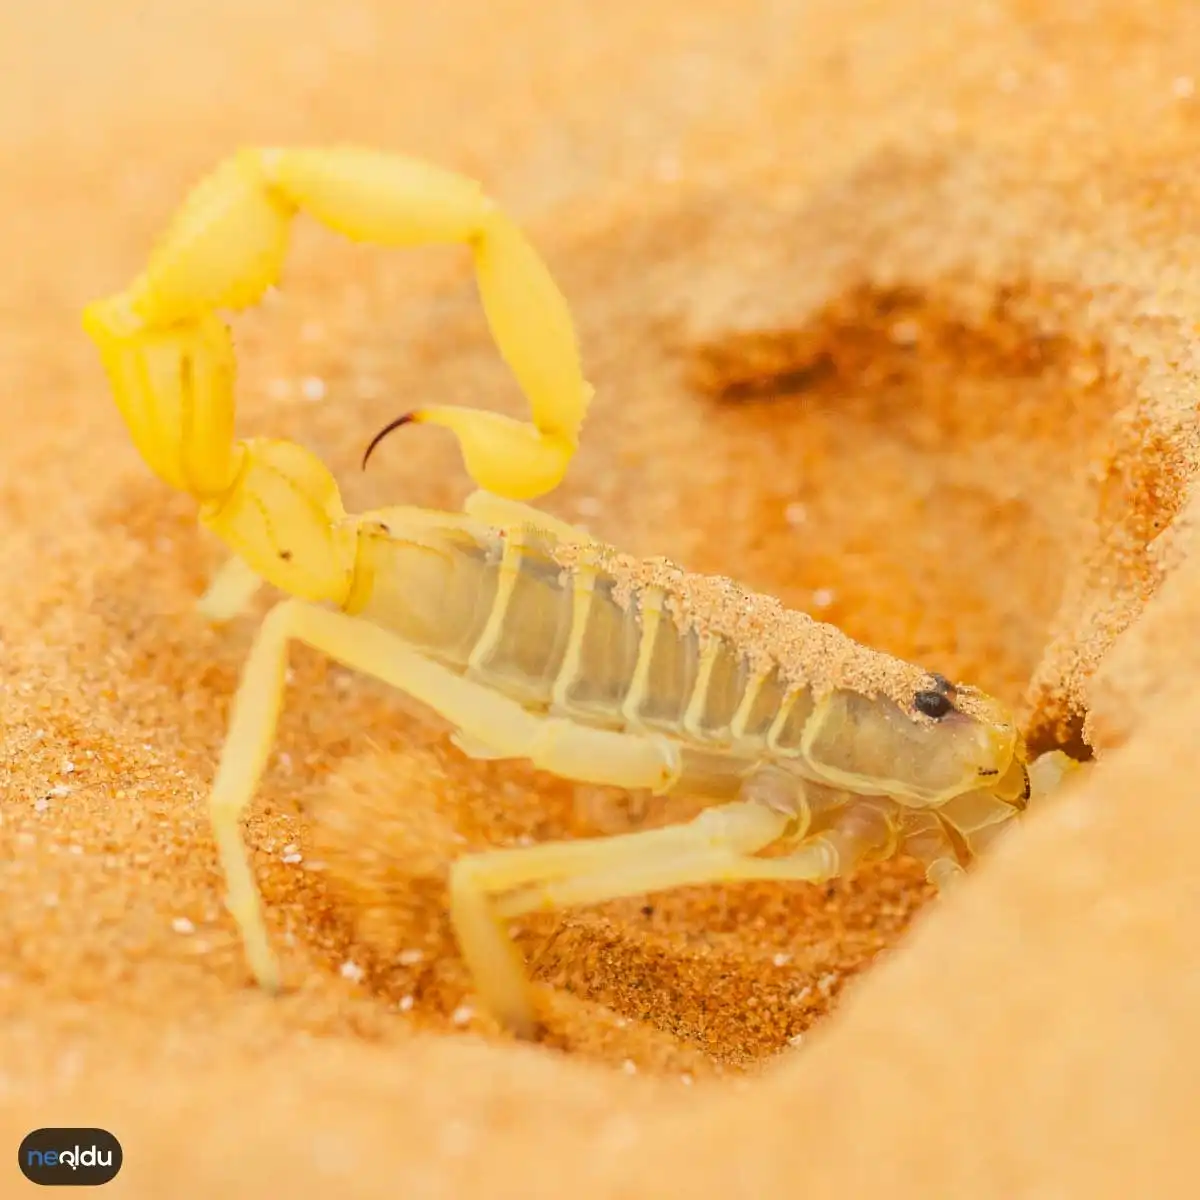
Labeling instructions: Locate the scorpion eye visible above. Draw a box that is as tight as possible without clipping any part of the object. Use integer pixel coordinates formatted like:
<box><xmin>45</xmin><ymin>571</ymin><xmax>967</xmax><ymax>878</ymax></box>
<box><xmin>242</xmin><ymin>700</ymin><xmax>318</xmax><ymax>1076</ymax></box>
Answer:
<box><xmin>913</xmin><ymin>689</ymin><xmax>955</xmax><ymax>720</ymax></box>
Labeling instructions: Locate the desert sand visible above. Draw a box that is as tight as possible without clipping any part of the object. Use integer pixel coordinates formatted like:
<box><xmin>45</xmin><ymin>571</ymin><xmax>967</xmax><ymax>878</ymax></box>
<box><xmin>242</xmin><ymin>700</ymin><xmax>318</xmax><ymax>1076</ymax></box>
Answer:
<box><xmin>3</xmin><ymin>0</ymin><xmax>1200</xmax><ymax>1195</ymax></box>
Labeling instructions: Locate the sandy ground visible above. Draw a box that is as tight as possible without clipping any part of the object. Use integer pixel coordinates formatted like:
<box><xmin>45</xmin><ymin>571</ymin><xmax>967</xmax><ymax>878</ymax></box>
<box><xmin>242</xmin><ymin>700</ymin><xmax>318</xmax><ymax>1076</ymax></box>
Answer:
<box><xmin>4</xmin><ymin>0</ymin><xmax>1200</xmax><ymax>1195</ymax></box>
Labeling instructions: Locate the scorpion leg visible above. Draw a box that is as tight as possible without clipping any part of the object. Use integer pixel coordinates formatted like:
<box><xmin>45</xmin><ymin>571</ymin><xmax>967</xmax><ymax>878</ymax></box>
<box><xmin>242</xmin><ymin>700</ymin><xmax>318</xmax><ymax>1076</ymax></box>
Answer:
<box><xmin>452</xmin><ymin>783</ymin><xmax>899</xmax><ymax>1035</ymax></box>
<box><xmin>899</xmin><ymin>811</ymin><xmax>966</xmax><ymax>890</ymax></box>
<box><xmin>196</xmin><ymin>553</ymin><xmax>265</xmax><ymax>621</ymax></box>
<box><xmin>452</xmin><ymin>799</ymin><xmax>792</xmax><ymax>1037</ymax></box>
<box><xmin>902</xmin><ymin>750</ymin><xmax>1088</xmax><ymax>890</ymax></box>
<box><xmin>1027</xmin><ymin>748</ymin><xmax>1087</xmax><ymax>797</ymax></box>
<box><xmin>205</xmin><ymin>597</ymin><xmax>678</xmax><ymax>993</ymax></box>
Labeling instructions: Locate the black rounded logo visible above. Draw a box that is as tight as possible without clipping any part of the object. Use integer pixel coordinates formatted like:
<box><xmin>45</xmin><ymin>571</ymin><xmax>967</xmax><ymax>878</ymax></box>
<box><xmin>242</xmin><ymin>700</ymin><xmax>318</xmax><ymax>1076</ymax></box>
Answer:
<box><xmin>18</xmin><ymin>1129</ymin><xmax>123</xmax><ymax>1187</ymax></box>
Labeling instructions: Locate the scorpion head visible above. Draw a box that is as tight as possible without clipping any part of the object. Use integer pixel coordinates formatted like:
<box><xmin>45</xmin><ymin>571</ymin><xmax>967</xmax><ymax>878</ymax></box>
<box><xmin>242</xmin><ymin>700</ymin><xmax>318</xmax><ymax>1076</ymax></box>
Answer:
<box><xmin>903</xmin><ymin>672</ymin><xmax>1028</xmax><ymax>807</ymax></box>
<box><xmin>801</xmin><ymin>671</ymin><xmax>1026</xmax><ymax>808</ymax></box>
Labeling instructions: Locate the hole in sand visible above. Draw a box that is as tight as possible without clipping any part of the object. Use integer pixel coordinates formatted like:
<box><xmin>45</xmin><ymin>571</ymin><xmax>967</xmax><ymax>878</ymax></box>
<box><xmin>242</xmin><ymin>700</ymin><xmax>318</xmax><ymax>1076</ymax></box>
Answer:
<box><xmin>674</xmin><ymin>281</ymin><xmax>1183</xmax><ymax>755</ymax></box>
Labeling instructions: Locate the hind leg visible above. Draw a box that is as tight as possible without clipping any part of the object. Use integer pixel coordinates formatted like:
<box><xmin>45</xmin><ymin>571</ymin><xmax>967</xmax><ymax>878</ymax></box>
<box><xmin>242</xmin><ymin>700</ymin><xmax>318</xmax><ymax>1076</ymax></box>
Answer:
<box><xmin>206</xmin><ymin>598</ymin><xmax>680</xmax><ymax>992</ymax></box>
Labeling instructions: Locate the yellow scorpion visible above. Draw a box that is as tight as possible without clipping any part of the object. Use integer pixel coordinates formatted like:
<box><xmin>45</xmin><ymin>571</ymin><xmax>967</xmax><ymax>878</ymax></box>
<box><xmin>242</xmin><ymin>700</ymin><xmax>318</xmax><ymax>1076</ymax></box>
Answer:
<box><xmin>83</xmin><ymin>146</ymin><xmax>1079</xmax><ymax>1039</ymax></box>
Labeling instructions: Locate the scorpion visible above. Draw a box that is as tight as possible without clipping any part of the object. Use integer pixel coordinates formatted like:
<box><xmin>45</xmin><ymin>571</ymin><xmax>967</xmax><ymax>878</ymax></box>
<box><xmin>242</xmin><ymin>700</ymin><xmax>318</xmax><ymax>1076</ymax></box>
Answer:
<box><xmin>83</xmin><ymin>145</ymin><xmax>1079</xmax><ymax>1039</ymax></box>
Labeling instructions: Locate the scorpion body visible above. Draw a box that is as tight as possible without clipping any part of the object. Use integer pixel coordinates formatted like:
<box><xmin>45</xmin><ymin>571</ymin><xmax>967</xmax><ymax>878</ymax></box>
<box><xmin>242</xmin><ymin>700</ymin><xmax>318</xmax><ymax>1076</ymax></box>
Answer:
<box><xmin>81</xmin><ymin>144</ymin><xmax>1077</xmax><ymax>1039</ymax></box>
<box><xmin>356</xmin><ymin>498</ymin><xmax>1029</xmax><ymax>844</ymax></box>
<box><xmin>307</xmin><ymin>488</ymin><xmax>1039</xmax><ymax>1035</ymax></box>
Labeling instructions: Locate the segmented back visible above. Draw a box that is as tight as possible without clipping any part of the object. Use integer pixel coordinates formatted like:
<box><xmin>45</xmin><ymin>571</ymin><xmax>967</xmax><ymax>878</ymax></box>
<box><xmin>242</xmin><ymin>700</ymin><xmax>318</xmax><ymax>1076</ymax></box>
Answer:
<box><xmin>353</xmin><ymin>508</ymin><xmax>1020</xmax><ymax>807</ymax></box>
<box><xmin>455</xmin><ymin>522</ymin><xmax>819</xmax><ymax>761</ymax></box>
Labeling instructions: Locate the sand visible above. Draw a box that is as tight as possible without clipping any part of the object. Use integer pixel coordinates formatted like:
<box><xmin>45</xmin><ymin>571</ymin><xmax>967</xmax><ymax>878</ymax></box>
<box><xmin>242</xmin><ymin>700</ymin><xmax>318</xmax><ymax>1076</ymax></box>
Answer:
<box><xmin>4</xmin><ymin>0</ymin><xmax>1200</xmax><ymax>1194</ymax></box>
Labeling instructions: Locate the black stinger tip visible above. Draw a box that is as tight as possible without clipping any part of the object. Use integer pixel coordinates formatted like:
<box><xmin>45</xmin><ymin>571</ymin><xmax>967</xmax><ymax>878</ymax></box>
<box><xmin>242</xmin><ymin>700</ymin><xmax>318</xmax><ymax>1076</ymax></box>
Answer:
<box><xmin>361</xmin><ymin>412</ymin><xmax>417</xmax><ymax>470</ymax></box>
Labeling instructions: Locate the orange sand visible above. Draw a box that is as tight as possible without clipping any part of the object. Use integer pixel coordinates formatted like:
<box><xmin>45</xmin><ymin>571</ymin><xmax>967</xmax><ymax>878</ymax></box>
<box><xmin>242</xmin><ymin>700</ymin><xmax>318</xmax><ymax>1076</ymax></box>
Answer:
<box><xmin>4</xmin><ymin>0</ymin><xmax>1200</xmax><ymax>1195</ymax></box>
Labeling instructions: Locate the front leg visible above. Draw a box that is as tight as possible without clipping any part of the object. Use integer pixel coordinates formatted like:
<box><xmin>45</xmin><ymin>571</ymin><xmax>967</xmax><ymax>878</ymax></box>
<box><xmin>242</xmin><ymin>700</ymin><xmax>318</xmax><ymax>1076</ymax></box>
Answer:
<box><xmin>454</xmin><ymin>788</ymin><xmax>901</xmax><ymax>1037</ymax></box>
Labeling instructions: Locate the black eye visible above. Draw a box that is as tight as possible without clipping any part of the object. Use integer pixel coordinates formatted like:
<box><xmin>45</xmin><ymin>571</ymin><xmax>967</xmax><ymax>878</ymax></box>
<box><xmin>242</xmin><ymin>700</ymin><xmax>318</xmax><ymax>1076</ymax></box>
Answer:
<box><xmin>913</xmin><ymin>689</ymin><xmax>954</xmax><ymax>719</ymax></box>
